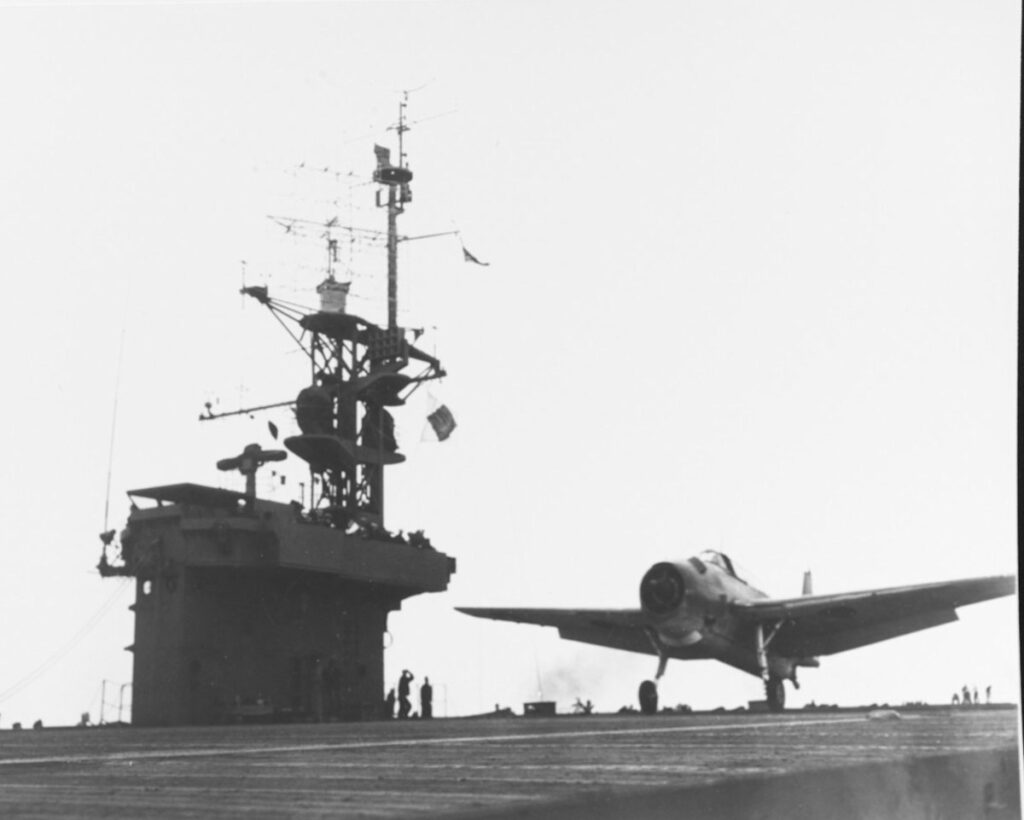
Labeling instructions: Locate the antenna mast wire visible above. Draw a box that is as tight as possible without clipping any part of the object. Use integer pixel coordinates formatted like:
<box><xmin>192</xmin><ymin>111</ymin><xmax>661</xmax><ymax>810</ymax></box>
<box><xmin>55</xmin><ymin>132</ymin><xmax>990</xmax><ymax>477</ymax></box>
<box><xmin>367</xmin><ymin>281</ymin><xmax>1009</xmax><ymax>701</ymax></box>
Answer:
<box><xmin>103</xmin><ymin>312</ymin><xmax>129</xmax><ymax>533</ymax></box>
<box><xmin>0</xmin><ymin>579</ymin><xmax>130</xmax><ymax>704</ymax></box>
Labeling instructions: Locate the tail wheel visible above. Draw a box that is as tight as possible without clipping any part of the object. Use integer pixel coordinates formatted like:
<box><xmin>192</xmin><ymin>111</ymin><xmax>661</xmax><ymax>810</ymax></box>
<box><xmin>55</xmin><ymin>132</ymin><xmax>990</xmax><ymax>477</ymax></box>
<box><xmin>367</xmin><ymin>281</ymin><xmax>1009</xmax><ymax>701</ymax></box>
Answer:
<box><xmin>638</xmin><ymin>680</ymin><xmax>659</xmax><ymax>715</ymax></box>
<box><xmin>765</xmin><ymin>677</ymin><xmax>786</xmax><ymax>712</ymax></box>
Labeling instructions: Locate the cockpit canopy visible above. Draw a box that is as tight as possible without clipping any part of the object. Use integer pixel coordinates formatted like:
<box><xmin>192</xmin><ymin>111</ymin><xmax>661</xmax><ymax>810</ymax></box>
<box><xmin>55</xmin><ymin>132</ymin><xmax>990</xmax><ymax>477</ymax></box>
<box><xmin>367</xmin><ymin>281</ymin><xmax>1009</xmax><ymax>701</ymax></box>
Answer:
<box><xmin>696</xmin><ymin>550</ymin><xmax>741</xmax><ymax>580</ymax></box>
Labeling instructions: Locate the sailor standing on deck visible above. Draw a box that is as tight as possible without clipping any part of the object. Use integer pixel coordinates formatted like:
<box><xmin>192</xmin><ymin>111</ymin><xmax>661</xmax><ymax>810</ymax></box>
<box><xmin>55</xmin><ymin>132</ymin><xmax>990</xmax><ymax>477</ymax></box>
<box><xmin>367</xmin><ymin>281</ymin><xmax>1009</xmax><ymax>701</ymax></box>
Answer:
<box><xmin>398</xmin><ymin>670</ymin><xmax>414</xmax><ymax>719</ymax></box>
<box><xmin>420</xmin><ymin>677</ymin><xmax>433</xmax><ymax>719</ymax></box>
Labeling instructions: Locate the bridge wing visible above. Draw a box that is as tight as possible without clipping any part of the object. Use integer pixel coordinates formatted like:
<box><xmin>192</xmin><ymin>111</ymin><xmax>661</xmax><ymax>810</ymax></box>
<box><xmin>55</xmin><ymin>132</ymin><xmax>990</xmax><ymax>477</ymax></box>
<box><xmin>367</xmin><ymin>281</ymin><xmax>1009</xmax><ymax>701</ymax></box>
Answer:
<box><xmin>732</xmin><ymin>575</ymin><xmax>1015</xmax><ymax>657</ymax></box>
<box><xmin>457</xmin><ymin>607</ymin><xmax>711</xmax><ymax>659</ymax></box>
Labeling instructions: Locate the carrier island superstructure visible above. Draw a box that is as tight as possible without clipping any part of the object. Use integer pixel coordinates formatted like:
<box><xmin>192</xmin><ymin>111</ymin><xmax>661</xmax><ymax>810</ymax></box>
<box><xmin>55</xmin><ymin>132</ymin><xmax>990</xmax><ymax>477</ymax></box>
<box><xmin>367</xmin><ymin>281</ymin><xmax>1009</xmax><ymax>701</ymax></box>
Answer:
<box><xmin>99</xmin><ymin>108</ymin><xmax>456</xmax><ymax>726</ymax></box>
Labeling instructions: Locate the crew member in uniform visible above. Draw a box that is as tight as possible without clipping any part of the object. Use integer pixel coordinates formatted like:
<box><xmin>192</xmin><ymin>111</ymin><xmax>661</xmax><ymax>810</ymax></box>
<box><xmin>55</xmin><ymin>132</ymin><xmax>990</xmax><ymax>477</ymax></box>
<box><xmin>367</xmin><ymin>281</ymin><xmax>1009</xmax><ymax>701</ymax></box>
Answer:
<box><xmin>420</xmin><ymin>677</ymin><xmax>433</xmax><ymax>719</ymax></box>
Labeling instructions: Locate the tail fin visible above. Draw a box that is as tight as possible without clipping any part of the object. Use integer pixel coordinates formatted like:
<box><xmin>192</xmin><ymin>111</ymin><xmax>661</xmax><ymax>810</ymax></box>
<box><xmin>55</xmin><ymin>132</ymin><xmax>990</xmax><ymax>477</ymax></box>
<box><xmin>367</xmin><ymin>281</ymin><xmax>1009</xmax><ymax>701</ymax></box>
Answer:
<box><xmin>802</xmin><ymin>571</ymin><xmax>813</xmax><ymax>596</ymax></box>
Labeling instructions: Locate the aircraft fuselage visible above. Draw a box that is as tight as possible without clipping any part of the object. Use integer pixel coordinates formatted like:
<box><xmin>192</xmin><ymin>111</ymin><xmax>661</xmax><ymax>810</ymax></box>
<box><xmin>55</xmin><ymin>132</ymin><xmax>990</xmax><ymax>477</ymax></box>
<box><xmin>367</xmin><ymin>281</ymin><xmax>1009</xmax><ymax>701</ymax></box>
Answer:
<box><xmin>639</xmin><ymin>554</ymin><xmax>810</xmax><ymax>682</ymax></box>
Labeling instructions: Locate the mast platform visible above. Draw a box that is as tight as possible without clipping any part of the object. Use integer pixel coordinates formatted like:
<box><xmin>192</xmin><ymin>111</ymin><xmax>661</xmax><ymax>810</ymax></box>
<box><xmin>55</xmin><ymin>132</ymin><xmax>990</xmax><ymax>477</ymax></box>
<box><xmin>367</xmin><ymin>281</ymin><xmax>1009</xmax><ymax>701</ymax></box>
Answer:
<box><xmin>122</xmin><ymin>483</ymin><xmax>453</xmax><ymax>587</ymax></box>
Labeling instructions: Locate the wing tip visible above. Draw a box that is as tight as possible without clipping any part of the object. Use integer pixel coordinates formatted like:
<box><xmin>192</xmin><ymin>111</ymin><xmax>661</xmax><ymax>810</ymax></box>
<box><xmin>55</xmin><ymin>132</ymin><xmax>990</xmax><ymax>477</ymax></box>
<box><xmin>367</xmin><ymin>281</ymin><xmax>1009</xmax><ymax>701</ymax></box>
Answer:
<box><xmin>455</xmin><ymin>607</ymin><xmax>506</xmax><ymax>620</ymax></box>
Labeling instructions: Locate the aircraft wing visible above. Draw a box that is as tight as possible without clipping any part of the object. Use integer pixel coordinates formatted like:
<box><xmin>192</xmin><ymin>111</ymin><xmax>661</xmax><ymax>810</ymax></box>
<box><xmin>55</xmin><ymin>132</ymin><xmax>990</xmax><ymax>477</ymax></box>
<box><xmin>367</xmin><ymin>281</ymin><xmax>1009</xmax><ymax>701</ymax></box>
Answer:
<box><xmin>457</xmin><ymin>607</ymin><xmax>712</xmax><ymax>659</ymax></box>
<box><xmin>732</xmin><ymin>574</ymin><xmax>1016</xmax><ymax>658</ymax></box>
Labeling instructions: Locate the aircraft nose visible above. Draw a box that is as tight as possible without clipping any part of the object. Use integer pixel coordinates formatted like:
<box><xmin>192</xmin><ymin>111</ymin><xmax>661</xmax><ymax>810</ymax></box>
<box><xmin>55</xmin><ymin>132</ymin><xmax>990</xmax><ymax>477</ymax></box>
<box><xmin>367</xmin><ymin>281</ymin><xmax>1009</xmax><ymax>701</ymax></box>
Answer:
<box><xmin>640</xmin><ymin>562</ymin><xmax>686</xmax><ymax>616</ymax></box>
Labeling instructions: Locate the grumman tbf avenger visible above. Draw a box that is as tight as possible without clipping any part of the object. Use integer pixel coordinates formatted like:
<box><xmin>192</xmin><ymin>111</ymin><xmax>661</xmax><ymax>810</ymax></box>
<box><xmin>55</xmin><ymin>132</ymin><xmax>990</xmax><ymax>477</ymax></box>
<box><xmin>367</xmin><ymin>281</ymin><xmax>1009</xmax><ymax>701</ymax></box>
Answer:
<box><xmin>458</xmin><ymin>551</ymin><xmax>1015</xmax><ymax>713</ymax></box>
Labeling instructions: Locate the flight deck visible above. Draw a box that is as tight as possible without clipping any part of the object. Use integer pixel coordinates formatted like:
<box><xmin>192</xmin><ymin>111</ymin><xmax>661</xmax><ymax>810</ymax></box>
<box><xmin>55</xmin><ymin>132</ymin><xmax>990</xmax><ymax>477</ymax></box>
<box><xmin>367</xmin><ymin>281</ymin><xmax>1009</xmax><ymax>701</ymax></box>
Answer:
<box><xmin>0</xmin><ymin>707</ymin><xmax>1018</xmax><ymax>819</ymax></box>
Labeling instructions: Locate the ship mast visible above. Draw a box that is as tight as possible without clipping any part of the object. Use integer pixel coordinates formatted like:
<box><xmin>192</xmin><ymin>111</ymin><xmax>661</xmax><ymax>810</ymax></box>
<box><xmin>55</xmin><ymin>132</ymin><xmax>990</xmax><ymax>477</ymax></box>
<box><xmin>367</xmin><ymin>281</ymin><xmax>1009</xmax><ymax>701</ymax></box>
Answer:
<box><xmin>216</xmin><ymin>98</ymin><xmax>445</xmax><ymax>531</ymax></box>
<box><xmin>377</xmin><ymin>92</ymin><xmax>414</xmax><ymax>329</ymax></box>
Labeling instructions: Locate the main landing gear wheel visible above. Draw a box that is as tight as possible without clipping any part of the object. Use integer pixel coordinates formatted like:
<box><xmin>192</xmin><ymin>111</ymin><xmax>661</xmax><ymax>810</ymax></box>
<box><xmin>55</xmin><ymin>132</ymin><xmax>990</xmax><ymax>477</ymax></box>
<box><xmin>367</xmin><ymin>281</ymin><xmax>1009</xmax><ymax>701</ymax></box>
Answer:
<box><xmin>765</xmin><ymin>677</ymin><xmax>786</xmax><ymax>712</ymax></box>
<box><xmin>639</xmin><ymin>680</ymin><xmax>659</xmax><ymax>715</ymax></box>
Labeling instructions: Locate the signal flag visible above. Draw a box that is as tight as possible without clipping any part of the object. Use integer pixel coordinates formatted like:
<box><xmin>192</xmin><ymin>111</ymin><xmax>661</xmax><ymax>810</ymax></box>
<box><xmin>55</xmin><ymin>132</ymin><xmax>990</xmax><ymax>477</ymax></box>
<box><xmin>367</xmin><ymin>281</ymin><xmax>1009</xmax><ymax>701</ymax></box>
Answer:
<box><xmin>427</xmin><ymin>405</ymin><xmax>457</xmax><ymax>441</ymax></box>
<box><xmin>462</xmin><ymin>245</ymin><xmax>490</xmax><ymax>266</ymax></box>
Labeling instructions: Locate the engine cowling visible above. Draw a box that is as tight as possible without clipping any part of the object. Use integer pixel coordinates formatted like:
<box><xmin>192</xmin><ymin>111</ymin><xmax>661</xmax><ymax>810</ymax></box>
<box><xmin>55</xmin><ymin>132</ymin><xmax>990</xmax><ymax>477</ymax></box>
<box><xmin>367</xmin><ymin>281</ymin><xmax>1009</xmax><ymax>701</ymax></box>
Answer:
<box><xmin>639</xmin><ymin>562</ymin><xmax>686</xmax><ymax>616</ymax></box>
<box><xmin>640</xmin><ymin>561</ymin><xmax>703</xmax><ymax>646</ymax></box>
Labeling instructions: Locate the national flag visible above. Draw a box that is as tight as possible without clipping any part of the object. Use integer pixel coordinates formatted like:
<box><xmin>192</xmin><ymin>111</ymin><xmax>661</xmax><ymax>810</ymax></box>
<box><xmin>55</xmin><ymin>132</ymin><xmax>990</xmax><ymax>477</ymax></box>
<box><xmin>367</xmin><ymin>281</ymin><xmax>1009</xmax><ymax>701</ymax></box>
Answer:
<box><xmin>462</xmin><ymin>245</ymin><xmax>490</xmax><ymax>266</ymax></box>
<box><xmin>427</xmin><ymin>405</ymin><xmax>457</xmax><ymax>441</ymax></box>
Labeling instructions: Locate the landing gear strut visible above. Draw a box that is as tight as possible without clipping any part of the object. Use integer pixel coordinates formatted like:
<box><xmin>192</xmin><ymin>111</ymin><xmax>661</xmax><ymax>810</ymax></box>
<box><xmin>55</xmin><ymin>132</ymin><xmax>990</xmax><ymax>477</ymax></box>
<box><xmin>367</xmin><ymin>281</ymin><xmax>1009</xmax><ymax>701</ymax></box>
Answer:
<box><xmin>755</xmin><ymin>620</ymin><xmax>788</xmax><ymax>712</ymax></box>
<box><xmin>765</xmin><ymin>676</ymin><xmax>786</xmax><ymax>712</ymax></box>
<box><xmin>639</xmin><ymin>630</ymin><xmax>669</xmax><ymax>715</ymax></box>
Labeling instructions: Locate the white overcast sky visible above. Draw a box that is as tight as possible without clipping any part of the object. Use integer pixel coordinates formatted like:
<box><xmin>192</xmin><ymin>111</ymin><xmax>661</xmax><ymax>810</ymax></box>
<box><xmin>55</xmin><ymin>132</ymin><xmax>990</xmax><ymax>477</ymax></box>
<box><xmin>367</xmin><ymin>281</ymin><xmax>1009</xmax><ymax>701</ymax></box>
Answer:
<box><xmin>0</xmin><ymin>0</ymin><xmax>1018</xmax><ymax>726</ymax></box>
